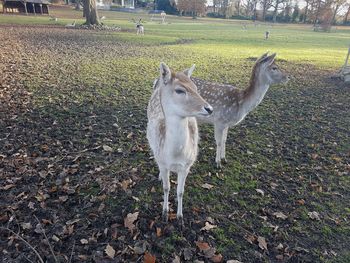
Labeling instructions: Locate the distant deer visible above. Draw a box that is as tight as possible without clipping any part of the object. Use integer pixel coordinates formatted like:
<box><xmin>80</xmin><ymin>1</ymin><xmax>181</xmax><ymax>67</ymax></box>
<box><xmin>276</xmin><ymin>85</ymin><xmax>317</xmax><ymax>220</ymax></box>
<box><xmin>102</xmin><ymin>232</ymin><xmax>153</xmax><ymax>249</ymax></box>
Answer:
<box><xmin>147</xmin><ymin>63</ymin><xmax>213</xmax><ymax>226</ymax></box>
<box><xmin>136</xmin><ymin>19</ymin><xmax>144</xmax><ymax>35</ymax></box>
<box><xmin>65</xmin><ymin>20</ymin><xmax>76</xmax><ymax>28</ymax></box>
<box><xmin>193</xmin><ymin>53</ymin><xmax>289</xmax><ymax>167</ymax></box>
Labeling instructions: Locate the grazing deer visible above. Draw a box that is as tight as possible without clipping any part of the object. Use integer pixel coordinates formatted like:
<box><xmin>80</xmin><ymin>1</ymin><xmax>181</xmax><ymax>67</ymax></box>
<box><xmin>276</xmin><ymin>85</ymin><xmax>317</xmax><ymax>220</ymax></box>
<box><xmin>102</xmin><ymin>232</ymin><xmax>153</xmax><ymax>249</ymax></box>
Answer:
<box><xmin>65</xmin><ymin>20</ymin><xmax>76</xmax><ymax>28</ymax></box>
<box><xmin>265</xmin><ymin>31</ymin><xmax>270</xmax><ymax>39</ymax></box>
<box><xmin>147</xmin><ymin>63</ymin><xmax>213</xmax><ymax>226</ymax></box>
<box><xmin>193</xmin><ymin>53</ymin><xmax>289</xmax><ymax>167</ymax></box>
<box><xmin>136</xmin><ymin>19</ymin><xmax>144</xmax><ymax>35</ymax></box>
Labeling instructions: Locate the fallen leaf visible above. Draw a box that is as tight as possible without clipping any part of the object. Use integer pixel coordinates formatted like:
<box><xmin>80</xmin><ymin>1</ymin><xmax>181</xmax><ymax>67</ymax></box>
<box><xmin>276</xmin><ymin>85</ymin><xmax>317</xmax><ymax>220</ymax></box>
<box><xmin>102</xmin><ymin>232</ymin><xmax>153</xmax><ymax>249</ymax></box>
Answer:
<box><xmin>144</xmin><ymin>252</ymin><xmax>156</xmax><ymax>263</ymax></box>
<box><xmin>156</xmin><ymin>227</ymin><xmax>162</xmax><ymax>237</ymax></box>
<box><xmin>308</xmin><ymin>211</ymin><xmax>321</xmax><ymax>220</ymax></box>
<box><xmin>244</xmin><ymin>234</ymin><xmax>256</xmax><ymax>244</ymax></box>
<box><xmin>201</xmin><ymin>183</ymin><xmax>214</xmax><ymax>190</ymax></box>
<box><xmin>103</xmin><ymin>145</ymin><xmax>113</xmax><ymax>152</ymax></box>
<box><xmin>273</xmin><ymin>211</ymin><xmax>288</xmax><ymax>220</ymax></box>
<box><xmin>255</xmin><ymin>188</ymin><xmax>265</xmax><ymax>196</ymax></box>
<box><xmin>2</xmin><ymin>184</ymin><xmax>15</xmax><ymax>190</ymax></box>
<box><xmin>172</xmin><ymin>255</ymin><xmax>181</xmax><ymax>263</ymax></box>
<box><xmin>210</xmin><ymin>253</ymin><xmax>223</xmax><ymax>262</ymax></box>
<box><xmin>195</xmin><ymin>241</ymin><xmax>210</xmax><ymax>251</ymax></box>
<box><xmin>200</xmin><ymin>222</ymin><xmax>217</xmax><ymax>231</ymax></box>
<box><xmin>257</xmin><ymin>236</ymin><xmax>268</xmax><ymax>251</ymax></box>
<box><xmin>120</xmin><ymin>179</ymin><xmax>132</xmax><ymax>191</ymax></box>
<box><xmin>80</xmin><ymin>238</ymin><xmax>88</xmax><ymax>244</ymax></box>
<box><xmin>21</xmin><ymin>222</ymin><xmax>32</xmax><ymax>230</ymax></box>
<box><xmin>134</xmin><ymin>241</ymin><xmax>147</xmax><ymax>254</ymax></box>
<box><xmin>124</xmin><ymin>212</ymin><xmax>139</xmax><ymax>232</ymax></box>
<box><xmin>105</xmin><ymin>244</ymin><xmax>115</xmax><ymax>259</ymax></box>
<box><xmin>296</xmin><ymin>199</ymin><xmax>305</xmax><ymax>205</ymax></box>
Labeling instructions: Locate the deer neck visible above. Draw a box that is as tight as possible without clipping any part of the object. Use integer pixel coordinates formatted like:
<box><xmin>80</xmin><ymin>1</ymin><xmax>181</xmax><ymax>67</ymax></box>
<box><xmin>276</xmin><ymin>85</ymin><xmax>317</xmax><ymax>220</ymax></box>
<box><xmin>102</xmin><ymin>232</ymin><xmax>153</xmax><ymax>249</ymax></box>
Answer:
<box><xmin>240</xmin><ymin>76</ymin><xmax>270</xmax><ymax>115</ymax></box>
<box><xmin>163</xmin><ymin>115</ymin><xmax>190</xmax><ymax>153</ymax></box>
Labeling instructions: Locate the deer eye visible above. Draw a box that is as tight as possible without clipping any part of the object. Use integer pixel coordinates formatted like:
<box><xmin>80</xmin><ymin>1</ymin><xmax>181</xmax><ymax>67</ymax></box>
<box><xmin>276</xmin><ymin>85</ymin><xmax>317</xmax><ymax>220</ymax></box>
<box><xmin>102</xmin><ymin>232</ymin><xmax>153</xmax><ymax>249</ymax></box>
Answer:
<box><xmin>175</xmin><ymin>89</ymin><xmax>186</xmax><ymax>95</ymax></box>
<box><xmin>272</xmin><ymin>67</ymin><xmax>278</xmax><ymax>70</ymax></box>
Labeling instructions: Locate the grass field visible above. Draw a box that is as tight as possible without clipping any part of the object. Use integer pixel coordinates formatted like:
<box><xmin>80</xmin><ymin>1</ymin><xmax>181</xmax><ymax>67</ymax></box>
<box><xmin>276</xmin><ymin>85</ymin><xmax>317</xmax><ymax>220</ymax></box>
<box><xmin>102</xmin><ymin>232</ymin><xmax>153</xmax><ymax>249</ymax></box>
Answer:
<box><xmin>0</xmin><ymin>5</ymin><xmax>349</xmax><ymax>263</ymax></box>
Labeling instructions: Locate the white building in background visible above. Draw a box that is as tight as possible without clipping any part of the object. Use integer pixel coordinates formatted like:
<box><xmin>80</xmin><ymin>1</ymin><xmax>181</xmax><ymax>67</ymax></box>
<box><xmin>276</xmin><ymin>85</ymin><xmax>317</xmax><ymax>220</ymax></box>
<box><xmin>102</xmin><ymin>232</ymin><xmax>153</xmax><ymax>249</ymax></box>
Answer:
<box><xmin>96</xmin><ymin>0</ymin><xmax>135</xmax><ymax>9</ymax></box>
<box><xmin>113</xmin><ymin>0</ymin><xmax>135</xmax><ymax>8</ymax></box>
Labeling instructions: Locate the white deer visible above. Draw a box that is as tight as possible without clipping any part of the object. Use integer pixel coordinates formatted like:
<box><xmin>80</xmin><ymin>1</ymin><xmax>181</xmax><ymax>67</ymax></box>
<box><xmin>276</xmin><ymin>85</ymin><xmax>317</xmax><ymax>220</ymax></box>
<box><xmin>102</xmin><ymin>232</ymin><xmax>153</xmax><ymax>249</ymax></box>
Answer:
<box><xmin>193</xmin><ymin>53</ymin><xmax>289</xmax><ymax>167</ymax></box>
<box><xmin>147</xmin><ymin>63</ymin><xmax>213</xmax><ymax>226</ymax></box>
<box><xmin>136</xmin><ymin>19</ymin><xmax>144</xmax><ymax>35</ymax></box>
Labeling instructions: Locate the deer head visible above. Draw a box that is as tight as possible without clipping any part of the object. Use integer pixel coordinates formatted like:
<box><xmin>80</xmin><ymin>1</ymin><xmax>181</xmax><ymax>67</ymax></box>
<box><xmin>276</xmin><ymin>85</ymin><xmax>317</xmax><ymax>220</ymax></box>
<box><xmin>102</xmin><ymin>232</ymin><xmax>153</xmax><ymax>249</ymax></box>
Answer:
<box><xmin>159</xmin><ymin>63</ymin><xmax>213</xmax><ymax>118</ymax></box>
<box><xmin>254</xmin><ymin>53</ymin><xmax>289</xmax><ymax>86</ymax></box>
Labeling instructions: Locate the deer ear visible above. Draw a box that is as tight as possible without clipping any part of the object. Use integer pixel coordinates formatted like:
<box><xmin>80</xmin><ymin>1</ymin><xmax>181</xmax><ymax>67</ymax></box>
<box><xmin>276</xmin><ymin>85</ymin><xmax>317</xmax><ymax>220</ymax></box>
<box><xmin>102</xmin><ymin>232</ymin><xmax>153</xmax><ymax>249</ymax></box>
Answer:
<box><xmin>257</xmin><ymin>52</ymin><xmax>269</xmax><ymax>63</ymax></box>
<box><xmin>266</xmin><ymin>53</ymin><xmax>276</xmax><ymax>65</ymax></box>
<box><xmin>183</xmin><ymin>64</ymin><xmax>196</xmax><ymax>77</ymax></box>
<box><xmin>160</xmin><ymin>62</ymin><xmax>172</xmax><ymax>84</ymax></box>
<box><xmin>259</xmin><ymin>53</ymin><xmax>276</xmax><ymax>65</ymax></box>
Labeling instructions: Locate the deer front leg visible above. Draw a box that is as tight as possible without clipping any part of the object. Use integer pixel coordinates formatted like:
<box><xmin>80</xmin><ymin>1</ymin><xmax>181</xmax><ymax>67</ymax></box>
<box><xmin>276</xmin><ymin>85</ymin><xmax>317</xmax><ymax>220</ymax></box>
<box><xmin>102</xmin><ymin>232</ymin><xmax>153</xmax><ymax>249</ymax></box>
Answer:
<box><xmin>220</xmin><ymin>127</ymin><xmax>229</xmax><ymax>163</ymax></box>
<box><xmin>159</xmin><ymin>167</ymin><xmax>170</xmax><ymax>222</ymax></box>
<box><xmin>176</xmin><ymin>169</ymin><xmax>189</xmax><ymax>228</ymax></box>
<box><xmin>214</xmin><ymin>125</ymin><xmax>225</xmax><ymax>168</ymax></box>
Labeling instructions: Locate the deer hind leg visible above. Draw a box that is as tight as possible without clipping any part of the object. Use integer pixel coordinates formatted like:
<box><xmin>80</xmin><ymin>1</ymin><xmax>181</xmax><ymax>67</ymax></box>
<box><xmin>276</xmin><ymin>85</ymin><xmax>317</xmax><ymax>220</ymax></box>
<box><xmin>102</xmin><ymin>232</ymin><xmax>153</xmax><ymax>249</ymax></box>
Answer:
<box><xmin>176</xmin><ymin>168</ymin><xmax>189</xmax><ymax>227</ymax></box>
<box><xmin>220</xmin><ymin>127</ymin><xmax>229</xmax><ymax>163</ymax></box>
<box><xmin>159</xmin><ymin>167</ymin><xmax>170</xmax><ymax>222</ymax></box>
<box><xmin>214</xmin><ymin>125</ymin><xmax>225</xmax><ymax>168</ymax></box>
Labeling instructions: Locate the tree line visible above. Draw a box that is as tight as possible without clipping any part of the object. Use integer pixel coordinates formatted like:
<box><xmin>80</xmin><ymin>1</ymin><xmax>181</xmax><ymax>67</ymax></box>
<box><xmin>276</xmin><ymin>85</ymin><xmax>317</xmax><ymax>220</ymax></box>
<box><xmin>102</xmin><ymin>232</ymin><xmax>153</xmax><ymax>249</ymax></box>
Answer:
<box><xmin>155</xmin><ymin>0</ymin><xmax>350</xmax><ymax>25</ymax></box>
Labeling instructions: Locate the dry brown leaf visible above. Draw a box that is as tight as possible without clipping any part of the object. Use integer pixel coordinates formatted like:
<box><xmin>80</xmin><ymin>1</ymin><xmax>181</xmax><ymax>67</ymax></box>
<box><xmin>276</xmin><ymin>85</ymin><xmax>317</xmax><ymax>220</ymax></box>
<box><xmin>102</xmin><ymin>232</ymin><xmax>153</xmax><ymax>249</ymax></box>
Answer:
<box><xmin>120</xmin><ymin>179</ymin><xmax>132</xmax><ymax>191</ymax></box>
<box><xmin>273</xmin><ymin>211</ymin><xmax>288</xmax><ymax>220</ymax></box>
<box><xmin>200</xmin><ymin>222</ymin><xmax>217</xmax><ymax>231</ymax></box>
<box><xmin>255</xmin><ymin>188</ymin><xmax>265</xmax><ymax>196</ymax></box>
<box><xmin>21</xmin><ymin>222</ymin><xmax>32</xmax><ymax>230</ymax></box>
<box><xmin>144</xmin><ymin>252</ymin><xmax>156</xmax><ymax>263</ymax></box>
<box><xmin>210</xmin><ymin>253</ymin><xmax>223</xmax><ymax>262</ymax></box>
<box><xmin>80</xmin><ymin>238</ymin><xmax>88</xmax><ymax>244</ymax></box>
<box><xmin>195</xmin><ymin>241</ymin><xmax>210</xmax><ymax>251</ymax></box>
<box><xmin>103</xmin><ymin>145</ymin><xmax>113</xmax><ymax>152</ymax></box>
<box><xmin>156</xmin><ymin>227</ymin><xmax>162</xmax><ymax>237</ymax></box>
<box><xmin>201</xmin><ymin>183</ymin><xmax>214</xmax><ymax>190</ymax></box>
<box><xmin>308</xmin><ymin>211</ymin><xmax>321</xmax><ymax>220</ymax></box>
<box><xmin>105</xmin><ymin>244</ymin><xmax>115</xmax><ymax>259</ymax></box>
<box><xmin>244</xmin><ymin>234</ymin><xmax>257</xmax><ymax>244</ymax></box>
<box><xmin>257</xmin><ymin>236</ymin><xmax>268</xmax><ymax>251</ymax></box>
<box><xmin>124</xmin><ymin>211</ymin><xmax>139</xmax><ymax>232</ymax></box>
<box><xmin>2</xmin><ymin>184</ymin><xmax>15</xmax><ymax>190</ymax></box>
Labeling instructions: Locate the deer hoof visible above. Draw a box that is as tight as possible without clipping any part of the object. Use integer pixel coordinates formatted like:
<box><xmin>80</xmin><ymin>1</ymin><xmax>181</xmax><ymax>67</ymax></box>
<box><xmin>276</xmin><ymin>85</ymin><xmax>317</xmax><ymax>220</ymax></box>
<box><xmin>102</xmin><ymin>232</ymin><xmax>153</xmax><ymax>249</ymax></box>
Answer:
<box><xmin>162</xmin><ymin>210</ymin><xmax>168</xmax><ymax>223</ymax></box>
<box><xmin>177</xmin><ymin>216</ymin><xmax>184</xmax><ymax>231</ymax></box>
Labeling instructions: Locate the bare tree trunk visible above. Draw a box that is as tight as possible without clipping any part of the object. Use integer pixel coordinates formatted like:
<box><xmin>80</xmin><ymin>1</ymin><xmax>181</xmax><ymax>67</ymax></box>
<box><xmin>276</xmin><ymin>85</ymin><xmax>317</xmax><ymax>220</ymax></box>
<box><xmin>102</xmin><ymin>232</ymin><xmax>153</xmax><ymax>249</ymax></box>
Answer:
<box><xmin>75</xmin><ymin>0</ymin><xmax>81</xmax><ymax>10</ymax></box>
<box><xmin>272</xmin><ymin>0</ymin><xmax>280</xmax><ymax>23</ymax></box>
<box><xmin>303</xmin><ymin>0</ymin><xmax>309</xmax><ymax>23</ymax></box>
<box><xmin>332</xmin><ymin>4</ymin><xmax>340</xmax><ymax>25</ymax></box>
<box><xmin>313</xmin><ymin>0</ymin><xmax>322</xmax><ymax>26</ymax></box>
<box><xmin>344</xmin><ymin>4</ymin><xmax>350</xmax><ymax>24</ymax></box>
<box><xmin>84</xmin><ymin>0</ymin><xmax>100</xmax><ymax>25</ymax></box>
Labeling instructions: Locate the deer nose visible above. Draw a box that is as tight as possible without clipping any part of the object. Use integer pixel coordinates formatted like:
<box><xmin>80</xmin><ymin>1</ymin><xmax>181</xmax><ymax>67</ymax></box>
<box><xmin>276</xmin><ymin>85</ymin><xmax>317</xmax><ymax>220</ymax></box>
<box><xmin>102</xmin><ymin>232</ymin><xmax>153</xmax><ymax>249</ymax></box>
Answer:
<box><xmin>204</xmin><ymin>105</ymin><xmax>213</xmax><ymax>115</ymax></box>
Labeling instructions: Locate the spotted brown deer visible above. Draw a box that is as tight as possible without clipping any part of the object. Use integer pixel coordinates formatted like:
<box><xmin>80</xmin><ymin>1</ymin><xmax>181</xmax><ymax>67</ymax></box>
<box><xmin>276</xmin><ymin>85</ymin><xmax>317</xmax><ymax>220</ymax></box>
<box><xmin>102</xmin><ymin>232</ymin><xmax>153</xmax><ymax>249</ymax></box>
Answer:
<box><xmin>194</xmin><ymin>53</ymin><xmax>289</xmax><ymax>167</ymax></box>
<box><xmin>147</xmin><ymin>63</ymin><xmax>213</xmax><ymax>226</ymax></box>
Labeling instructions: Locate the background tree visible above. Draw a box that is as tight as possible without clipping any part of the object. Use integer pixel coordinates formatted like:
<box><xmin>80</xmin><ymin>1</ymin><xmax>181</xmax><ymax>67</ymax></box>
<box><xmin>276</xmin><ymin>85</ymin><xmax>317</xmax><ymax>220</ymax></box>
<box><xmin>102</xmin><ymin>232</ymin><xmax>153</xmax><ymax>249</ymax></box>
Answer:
<box><xmin>260</xmin><ymin>0</ymin><xmax>272</xmax><ymax>20</ymax></box>
<box><xmin>156</xmin><ymin>0</ymin><xmax>177</xmax><ymax>14</ymax></box>
<box><xmin>292</xmin><ymin>3</ymin><xmax>300</xmax><ymax>22</ymax></box>
<box><xmin>83</xmin><ymin>0</ymin><xmax>100</xmax><ymax>25</ymax></box>
<box><xmin>271</xmin><ymin>0</ymin><xmax>287</xmax><ymax>22</ymax></box>
<box><xmin>177</xmin><ymin>0</ymin><xmax>206</xmax><ymax>17</ymax></box>
<box><xmin>343</xmin><ymin>1</ymin><xmax>350</xmax><ymax>24</ymax></box>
